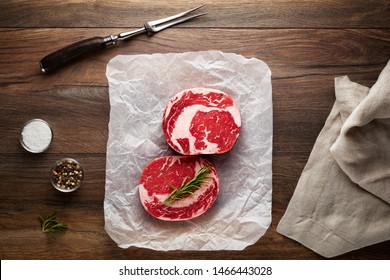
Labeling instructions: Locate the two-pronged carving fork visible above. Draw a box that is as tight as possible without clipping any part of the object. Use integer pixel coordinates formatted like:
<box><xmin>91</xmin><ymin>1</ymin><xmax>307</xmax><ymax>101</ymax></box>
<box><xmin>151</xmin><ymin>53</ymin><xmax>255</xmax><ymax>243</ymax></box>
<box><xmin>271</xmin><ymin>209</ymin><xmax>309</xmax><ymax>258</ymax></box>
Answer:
<box><xmin>39</xmin><ymin>5</ymin><xmax>206</xmax><ymax>73</ymax></box>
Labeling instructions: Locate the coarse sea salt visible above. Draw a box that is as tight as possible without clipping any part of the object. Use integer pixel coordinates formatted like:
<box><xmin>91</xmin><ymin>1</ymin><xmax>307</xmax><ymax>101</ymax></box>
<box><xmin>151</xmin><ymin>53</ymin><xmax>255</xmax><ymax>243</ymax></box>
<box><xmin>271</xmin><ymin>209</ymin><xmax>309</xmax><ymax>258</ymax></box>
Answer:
<box><xmin>20</xmin><ymin>119</ymin><xmax>53</xmax><ymax>153</ymax></box>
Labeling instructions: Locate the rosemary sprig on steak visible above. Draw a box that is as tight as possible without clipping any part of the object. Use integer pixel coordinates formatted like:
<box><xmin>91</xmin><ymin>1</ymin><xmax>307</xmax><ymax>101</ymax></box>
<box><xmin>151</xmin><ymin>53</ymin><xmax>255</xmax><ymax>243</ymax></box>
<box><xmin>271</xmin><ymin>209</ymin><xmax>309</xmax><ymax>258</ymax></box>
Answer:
<box><xmin>164</xmin><ymin>166</ymin><xmax>211</xmax><ymax>205</ymax></box>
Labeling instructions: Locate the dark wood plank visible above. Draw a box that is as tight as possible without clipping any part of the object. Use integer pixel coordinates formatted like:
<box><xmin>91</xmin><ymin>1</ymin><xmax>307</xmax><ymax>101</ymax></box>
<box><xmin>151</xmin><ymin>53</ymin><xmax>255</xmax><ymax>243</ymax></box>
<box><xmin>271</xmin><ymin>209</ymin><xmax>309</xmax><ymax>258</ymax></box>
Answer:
<box><xmin>0</xmin><ymin>86</ymin><xmax>109</xmax><ymax>154</ymax></box>
<box><xmin>1</xmin><ymin>0</ymin><xmax>389</xmax><ymax>28</ymax></box>
<box><xmin>0</xmin><ymin>28</ymin><xmax>389</xmax><ymax>84</ymax></box>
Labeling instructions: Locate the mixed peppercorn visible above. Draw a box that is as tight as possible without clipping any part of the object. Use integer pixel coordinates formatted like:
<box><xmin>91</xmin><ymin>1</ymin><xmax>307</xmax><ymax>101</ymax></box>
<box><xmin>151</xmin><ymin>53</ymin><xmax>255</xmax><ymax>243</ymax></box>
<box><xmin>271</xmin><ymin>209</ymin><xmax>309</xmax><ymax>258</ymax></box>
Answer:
<box><xmin>51</xmin><ymin>159</ymin><xmax>83</xmax><ymax>191</ymax></box>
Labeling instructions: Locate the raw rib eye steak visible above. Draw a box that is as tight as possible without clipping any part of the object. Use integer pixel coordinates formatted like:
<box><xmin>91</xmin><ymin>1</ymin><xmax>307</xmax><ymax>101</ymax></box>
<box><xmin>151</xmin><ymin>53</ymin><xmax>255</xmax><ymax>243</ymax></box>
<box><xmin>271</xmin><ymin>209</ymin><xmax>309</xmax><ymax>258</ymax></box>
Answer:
<box><xmin>162</xmin><ymin>88</ymin><xmax>241</xmax><ymax>155</ymax></box>
<box><xmin>139</xmin><ymin>155</ymin><xmax>219</xmax><ymax>221</ymax></box>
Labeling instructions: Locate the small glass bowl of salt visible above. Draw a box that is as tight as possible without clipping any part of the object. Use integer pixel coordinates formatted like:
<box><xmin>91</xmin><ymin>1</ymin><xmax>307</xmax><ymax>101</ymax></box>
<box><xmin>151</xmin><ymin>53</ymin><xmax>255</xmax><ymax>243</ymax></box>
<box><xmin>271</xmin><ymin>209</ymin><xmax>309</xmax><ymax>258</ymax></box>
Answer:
<box><xmin>20</xmin><ymin>119</ymin><xmax>53</xmax><ymax>153</ymax></box>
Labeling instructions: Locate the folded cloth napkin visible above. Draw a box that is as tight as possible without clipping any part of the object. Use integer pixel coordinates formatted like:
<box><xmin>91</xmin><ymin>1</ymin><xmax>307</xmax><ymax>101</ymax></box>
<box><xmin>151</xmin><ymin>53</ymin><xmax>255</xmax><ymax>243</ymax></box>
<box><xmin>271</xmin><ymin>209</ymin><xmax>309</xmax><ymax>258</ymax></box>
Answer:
<box><xmin>277</xmin><ymin>60</ymin><xmax>390</xmax><ymax>258</ymax></box>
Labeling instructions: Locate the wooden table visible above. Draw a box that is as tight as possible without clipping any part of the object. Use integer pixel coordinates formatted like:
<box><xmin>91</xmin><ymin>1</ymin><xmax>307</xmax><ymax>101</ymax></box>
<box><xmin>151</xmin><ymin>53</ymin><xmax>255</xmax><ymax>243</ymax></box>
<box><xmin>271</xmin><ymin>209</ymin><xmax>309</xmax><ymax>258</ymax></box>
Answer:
<box><xmin>1</xmin><ymin>0</ymin><xmax>389</xmax><ymax>260</ymax></box>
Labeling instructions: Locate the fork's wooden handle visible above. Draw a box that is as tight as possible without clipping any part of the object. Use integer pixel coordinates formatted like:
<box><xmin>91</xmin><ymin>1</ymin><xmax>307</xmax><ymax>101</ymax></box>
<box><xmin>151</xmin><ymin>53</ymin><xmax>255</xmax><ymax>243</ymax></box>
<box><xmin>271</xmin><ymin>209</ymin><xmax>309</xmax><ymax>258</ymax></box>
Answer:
<box><xmin>39</xmin><ymin>36</ymin><xmax>108</xmax><ymax>73</ymax></box>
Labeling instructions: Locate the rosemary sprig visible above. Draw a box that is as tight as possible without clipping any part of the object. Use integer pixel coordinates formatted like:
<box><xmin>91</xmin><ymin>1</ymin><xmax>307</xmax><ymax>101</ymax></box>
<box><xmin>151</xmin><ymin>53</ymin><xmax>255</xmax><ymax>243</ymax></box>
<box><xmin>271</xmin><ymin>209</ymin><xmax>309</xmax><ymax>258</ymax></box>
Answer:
<box><xmin>164</xmin><ymin>166</ymin><xmax>211</xmax><ymax>205</ymax></box>
<box><xmin>40</xmin><ymin>213</ymin><xmax>67</xmax><ymax>238</ymax></box>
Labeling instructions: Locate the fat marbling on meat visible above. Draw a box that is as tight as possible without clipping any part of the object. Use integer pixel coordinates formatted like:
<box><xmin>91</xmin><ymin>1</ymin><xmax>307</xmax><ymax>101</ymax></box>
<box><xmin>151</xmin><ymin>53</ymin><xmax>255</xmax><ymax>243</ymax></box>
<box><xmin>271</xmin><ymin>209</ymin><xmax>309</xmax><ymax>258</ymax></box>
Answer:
<box><xmin>139</xmin><ymin>155</ymin><xmax>219</xmax><ymax>221</ymax></box>
<box><xmin>162</xmin><ymin>88</ymin><xmax>241</xmax><ymax>155</ymax></box>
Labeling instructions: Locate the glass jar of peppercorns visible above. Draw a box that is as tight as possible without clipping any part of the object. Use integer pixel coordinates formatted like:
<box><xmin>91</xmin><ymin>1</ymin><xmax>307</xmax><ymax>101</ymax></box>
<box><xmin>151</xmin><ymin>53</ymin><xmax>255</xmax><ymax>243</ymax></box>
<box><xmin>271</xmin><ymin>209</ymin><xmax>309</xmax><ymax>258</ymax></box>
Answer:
<box><xmin>50</xmin><ymin>158</ymin><xmax>84</xmax><ymax>192</ymax></box>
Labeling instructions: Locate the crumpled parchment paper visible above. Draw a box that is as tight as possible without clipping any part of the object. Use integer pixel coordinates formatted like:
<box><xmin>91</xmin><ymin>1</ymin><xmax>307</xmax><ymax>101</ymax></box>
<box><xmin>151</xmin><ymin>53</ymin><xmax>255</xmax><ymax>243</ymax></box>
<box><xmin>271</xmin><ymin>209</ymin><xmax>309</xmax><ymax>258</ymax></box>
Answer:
<box><xmin>104</xmin><ymin>50</ymin><xmax>273</xmax><ymax>251</ymax></box>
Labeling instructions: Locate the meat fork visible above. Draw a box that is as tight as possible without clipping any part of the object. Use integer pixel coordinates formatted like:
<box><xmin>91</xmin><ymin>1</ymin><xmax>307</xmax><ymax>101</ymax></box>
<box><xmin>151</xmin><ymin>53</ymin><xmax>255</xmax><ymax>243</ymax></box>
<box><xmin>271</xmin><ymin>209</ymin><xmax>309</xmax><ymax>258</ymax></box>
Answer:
<box><xmin>39</xmin><ymin>5</ymin><xmax>206</xmax><ymax>73</ymax></box>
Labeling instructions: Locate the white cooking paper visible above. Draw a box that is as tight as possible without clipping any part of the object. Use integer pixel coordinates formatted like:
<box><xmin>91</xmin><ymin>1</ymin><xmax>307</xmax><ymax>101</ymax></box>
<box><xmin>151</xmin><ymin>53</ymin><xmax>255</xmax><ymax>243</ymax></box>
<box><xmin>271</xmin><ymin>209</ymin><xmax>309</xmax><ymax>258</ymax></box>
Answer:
<box><xmin>104</xmin><ymin>50</ymin><xmax>272</xmax><ymax>251</ymax></box>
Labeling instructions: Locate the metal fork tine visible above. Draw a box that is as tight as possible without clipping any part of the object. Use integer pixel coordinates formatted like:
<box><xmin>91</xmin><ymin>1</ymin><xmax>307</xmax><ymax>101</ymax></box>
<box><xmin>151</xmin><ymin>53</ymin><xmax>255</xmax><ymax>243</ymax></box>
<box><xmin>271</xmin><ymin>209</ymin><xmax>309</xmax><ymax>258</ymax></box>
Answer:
<box><xmin>118</xmin><ymin>5</ymin><xmax>205</xmax><ymax>40</ymax></box>
<box><xmin>147</xmin><ymin>4</ymin><xmax>205</xmax><ymax>28</ymax></box>
<box><xmin>150</xmin><ymin>12</ymin><xmax>207</xmax><ymax>33</ymax></box>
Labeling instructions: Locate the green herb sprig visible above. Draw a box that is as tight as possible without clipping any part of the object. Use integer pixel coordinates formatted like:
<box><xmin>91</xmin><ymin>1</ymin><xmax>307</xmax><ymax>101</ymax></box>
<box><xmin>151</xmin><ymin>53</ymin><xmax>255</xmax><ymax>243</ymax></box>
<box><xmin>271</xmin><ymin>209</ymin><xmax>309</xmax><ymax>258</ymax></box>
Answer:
<box><xmin>40</xmin><ymin>213</ymin><xmax>67</xmax><ymax>237</ymax></box>
<box><xmin>164</xmin><ymin>166</ymin><xmax>211</xmax><ymax>205</ymax></box>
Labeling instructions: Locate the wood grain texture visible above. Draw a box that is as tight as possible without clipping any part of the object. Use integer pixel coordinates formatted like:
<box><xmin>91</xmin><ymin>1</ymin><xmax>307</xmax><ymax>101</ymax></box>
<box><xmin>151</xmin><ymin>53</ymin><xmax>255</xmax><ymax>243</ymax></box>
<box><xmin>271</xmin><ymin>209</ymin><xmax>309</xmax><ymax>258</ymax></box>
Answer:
<box><xmin>1</xmin><ymin>0</ymin><xmax>390</xmax><ymax>28</ymax></box>
<box><xmin>1</xmin><ymin>28</ymin><xmax>389</xmax><ymax>84</ymax></box>
<box><xmin>1</xmin><ymin>0</ymin><xmax>390</xmax><ymax>260</ymax></box>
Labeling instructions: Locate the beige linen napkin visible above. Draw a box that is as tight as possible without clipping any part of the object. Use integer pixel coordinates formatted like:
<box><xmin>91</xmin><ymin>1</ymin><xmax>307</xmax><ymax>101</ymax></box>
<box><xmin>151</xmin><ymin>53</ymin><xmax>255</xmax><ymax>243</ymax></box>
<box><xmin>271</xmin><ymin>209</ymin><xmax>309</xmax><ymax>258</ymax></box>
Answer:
<box><xmin>277</xmin><ymin>60</ymin><xmax>390</xmax><ymax>258</ymax></box>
